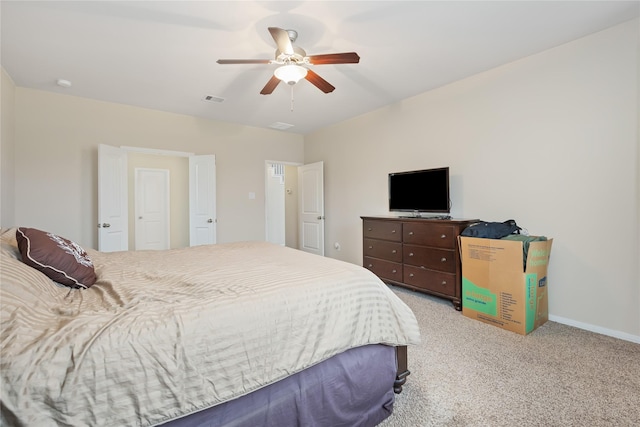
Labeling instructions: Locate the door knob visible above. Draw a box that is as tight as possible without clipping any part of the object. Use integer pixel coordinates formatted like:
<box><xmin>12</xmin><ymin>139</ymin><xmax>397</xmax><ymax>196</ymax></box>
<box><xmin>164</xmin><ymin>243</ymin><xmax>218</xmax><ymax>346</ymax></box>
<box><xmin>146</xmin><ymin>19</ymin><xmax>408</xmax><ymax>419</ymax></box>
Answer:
<box><xmin>207</xmin><ymin>218</ymin><xmax>213</xmax><ymax>223</ymax></box>
<box><xmin>317</xmin><ymin>216</ymin><xmax>325</xmax><ymax>220</ymax></box>
<box><xmin>102</xmin><ymin>223</ymin><xmax>111</xmax><ymax>228</ymax></box>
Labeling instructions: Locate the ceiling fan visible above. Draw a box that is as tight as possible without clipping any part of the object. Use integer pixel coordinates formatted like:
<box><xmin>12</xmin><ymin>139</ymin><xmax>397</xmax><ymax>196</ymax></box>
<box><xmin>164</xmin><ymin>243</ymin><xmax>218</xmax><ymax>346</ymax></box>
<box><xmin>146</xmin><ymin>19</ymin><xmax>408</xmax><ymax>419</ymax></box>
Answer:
<box><xmin>217</xmin><ymin>27</ymin><xmax>360</xmax><ymax>95</ymax></box>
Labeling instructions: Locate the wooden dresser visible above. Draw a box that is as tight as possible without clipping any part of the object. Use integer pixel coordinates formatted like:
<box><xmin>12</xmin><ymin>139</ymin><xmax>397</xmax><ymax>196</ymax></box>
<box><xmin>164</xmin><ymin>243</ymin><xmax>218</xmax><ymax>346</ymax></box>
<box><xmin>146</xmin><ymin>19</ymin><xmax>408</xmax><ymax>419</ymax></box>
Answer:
<box><xmin>361</xmin><ymin>216</ymin><xmax>478</xmax><ymax>310</ymax></box>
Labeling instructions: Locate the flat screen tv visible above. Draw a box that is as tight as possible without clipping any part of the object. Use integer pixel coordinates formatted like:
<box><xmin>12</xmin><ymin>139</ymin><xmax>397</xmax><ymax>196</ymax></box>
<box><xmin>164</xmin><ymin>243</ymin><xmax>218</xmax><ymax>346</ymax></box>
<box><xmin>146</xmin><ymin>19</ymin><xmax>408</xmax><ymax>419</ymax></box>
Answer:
<box><xmin>388</xmin><ymin>167</ymin><xmax>450</xmax><ymax>214</ymax></box>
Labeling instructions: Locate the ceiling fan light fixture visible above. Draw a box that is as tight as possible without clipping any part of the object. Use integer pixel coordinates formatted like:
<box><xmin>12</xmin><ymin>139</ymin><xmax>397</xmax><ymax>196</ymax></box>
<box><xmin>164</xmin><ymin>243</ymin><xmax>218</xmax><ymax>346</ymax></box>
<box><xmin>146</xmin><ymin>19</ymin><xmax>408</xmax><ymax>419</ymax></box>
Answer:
<box><xmin>274</xmin><ymin>64</ymin><xmax>307</xmax><ymax>85</ymax></box>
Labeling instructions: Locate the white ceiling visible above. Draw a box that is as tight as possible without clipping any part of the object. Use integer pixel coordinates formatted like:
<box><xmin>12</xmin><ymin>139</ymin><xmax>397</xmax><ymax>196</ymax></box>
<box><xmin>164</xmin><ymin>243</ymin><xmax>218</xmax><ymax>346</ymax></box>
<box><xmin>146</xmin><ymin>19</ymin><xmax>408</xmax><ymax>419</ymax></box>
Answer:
<box><xmin>2</xmin><ymin>1</ymin><xmax>638</xmax><ymax>135</ymax></box>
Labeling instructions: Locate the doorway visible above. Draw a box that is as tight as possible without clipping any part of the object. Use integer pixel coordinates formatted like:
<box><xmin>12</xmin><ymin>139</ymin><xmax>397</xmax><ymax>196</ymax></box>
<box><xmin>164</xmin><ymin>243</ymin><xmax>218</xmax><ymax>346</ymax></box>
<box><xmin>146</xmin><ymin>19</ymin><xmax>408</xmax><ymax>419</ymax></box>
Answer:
<box><xmin>265</xmin><ymin>161</ymin><xmax>325</xmax><ymax>254</ymax></box>
<box><xmin>127</xmin><ymin>152</ymin><xmax>188</xmax><ymax>250</ymax></box>
<box><xmin>265</xmin><ymin>163</ymin><xmax>286</xmax><ymax>246</ymax></box>
<box><xmin>98</xmin><ymin>144</ymin><xmax>216</xmax><ymax>252</ymax></box>
<box><xmin>265</xmin><ymin>162</ymin><xmax>300</xmax><ymax>248</ymax></box>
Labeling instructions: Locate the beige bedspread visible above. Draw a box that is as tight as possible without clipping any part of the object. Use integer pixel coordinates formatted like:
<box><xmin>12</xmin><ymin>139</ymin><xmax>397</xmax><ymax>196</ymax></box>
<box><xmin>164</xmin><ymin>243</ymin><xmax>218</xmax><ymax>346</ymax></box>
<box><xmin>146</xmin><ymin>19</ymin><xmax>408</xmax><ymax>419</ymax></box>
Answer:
<box><xmin>1</xmin><ymin>233</ymin><xmax>420</xmax><ymax>427</ymax></box>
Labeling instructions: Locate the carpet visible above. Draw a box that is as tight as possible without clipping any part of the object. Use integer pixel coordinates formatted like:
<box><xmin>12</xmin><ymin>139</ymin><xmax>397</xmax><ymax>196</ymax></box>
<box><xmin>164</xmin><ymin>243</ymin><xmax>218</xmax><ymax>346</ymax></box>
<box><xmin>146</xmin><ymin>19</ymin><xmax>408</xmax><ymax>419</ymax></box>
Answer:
<box><xmin>381</xmin><ymin>286</ymin><xmax>640</xmax><ymax>426</ymax></box>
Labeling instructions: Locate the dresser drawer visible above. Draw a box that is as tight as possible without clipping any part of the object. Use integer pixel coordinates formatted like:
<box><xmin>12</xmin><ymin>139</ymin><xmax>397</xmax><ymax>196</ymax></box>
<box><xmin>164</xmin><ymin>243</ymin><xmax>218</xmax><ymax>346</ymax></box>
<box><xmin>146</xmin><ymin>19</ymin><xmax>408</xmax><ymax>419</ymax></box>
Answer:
<box><xmin>364</xmin><ymin>256</ymin><xmax>402</xmax><ymax>282</ymax></box>
<box><xmin>363</xmin><ymin>239</ymin><xmax>402</xmax><ymax>262</ymax></box>
<box><xmin>403</xmin><ymin>223</ymin><xmax>455</xmax><ymax>248</ymax></box>
<box><xmin>403</xmin><ymin>265</ymin><xmax>457</xmax><ymax>297</ymax></box>
<box><xmin>403</xmin><ymin>245</ymin><xmax>455</xmax><ymax>273</ymax></box>
<box><xmin>362</xmin><ymin>216</ymin><xmax>478</xmax><ymax>311</ymax></box>
<box><xmin>363</xmin><ymin>220</ymin><xmax>402</xmax><ymax>242</ymax></box>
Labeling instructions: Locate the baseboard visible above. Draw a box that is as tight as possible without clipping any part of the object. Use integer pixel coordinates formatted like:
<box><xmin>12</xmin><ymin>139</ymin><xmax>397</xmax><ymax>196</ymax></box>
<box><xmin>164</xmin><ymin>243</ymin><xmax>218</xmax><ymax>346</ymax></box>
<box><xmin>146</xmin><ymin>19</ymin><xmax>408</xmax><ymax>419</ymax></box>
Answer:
<box><xmin>549</xmin><ymin>315</ymin><xmax>640</xmax><ymax>344</ymax></box>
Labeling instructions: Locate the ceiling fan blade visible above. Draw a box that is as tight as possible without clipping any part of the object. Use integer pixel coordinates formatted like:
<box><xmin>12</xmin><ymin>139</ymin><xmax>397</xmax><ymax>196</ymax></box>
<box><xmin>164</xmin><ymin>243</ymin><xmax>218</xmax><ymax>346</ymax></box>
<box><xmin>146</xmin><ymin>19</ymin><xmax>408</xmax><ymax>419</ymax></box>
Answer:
<box><xmin>305</xmin><ymin>69</ymin><xmax>335</xmax><ymax>93</ymax></box>
<box><xmin>260</xmin><ymin>75</ymin><xmax>281</xmax><ymax>95</ymax></box>
<box><xmin>307</xmin><ymin>52</ymin><xmax>360</xmax><ymax>65</ymax></box>
<box><xmin>268</xmin><ymin>27</ymin><xmax>294</xmax><ymax>55</ymax></box>
<box><xmin>217</xmin><ymin>59</ymin><xmax>271</xmax><ymax>64</ymax></box>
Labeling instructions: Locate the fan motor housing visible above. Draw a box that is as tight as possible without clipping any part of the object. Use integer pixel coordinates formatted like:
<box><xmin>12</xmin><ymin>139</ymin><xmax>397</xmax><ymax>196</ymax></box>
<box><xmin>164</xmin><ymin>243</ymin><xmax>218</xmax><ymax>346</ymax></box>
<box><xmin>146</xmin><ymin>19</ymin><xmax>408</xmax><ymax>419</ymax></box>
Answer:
<box><xmin>275</xmin><ymin>46</ymin><xmax>307</xmax><ymax>64</ymax></box>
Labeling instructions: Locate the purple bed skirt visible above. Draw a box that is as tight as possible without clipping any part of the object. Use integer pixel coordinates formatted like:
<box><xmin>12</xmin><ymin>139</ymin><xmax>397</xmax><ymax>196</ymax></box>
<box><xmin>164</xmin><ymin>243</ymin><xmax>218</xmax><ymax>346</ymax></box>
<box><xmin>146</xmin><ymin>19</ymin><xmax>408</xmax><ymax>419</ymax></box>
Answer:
<box><xmin>159</xmin><ymin>344</ymin><xmax>398</xmax><ymax>427</ymax></box>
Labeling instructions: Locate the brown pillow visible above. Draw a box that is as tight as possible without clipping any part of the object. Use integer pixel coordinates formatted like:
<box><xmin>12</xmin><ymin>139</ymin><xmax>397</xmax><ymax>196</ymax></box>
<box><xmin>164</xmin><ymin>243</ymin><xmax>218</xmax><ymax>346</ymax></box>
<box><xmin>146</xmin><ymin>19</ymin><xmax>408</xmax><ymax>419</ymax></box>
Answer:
<box><xmin>16</xmin><ymin>227</ymin><xmax>96</xmax><ymax>289</ymax></box>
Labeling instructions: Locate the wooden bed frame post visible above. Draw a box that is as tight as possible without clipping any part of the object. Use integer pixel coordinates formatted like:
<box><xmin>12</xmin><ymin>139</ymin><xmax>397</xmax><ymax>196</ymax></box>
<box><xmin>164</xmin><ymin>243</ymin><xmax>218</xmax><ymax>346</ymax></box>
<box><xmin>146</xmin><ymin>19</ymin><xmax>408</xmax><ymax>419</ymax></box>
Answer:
<box><xmin>394</xmin><ymin>345</ymin><xmax>410</xmax><ymax>394</ymax></box>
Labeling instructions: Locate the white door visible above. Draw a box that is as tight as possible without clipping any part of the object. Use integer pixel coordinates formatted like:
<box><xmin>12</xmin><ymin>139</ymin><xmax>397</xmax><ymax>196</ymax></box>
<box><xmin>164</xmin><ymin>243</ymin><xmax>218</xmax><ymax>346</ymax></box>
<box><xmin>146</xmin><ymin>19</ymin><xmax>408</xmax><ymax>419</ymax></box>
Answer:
<box><xmin>135</xmin><ymin>168</ymin><xmax>170</xmax><ymax>250</ymax></box>
<box><xmin>189</xmin><ymin>155</ymin><xmax>216</xmax><ymax>246</ymax></box>
<box><xmin>98</xmin><ymin>144</ymin><xmax>128</xmax><ymax>252</ymax></box>
<box><xmin>298</xmin><ymin>161</ymin><xmax>324</xmax><ymax>256</ymax></box>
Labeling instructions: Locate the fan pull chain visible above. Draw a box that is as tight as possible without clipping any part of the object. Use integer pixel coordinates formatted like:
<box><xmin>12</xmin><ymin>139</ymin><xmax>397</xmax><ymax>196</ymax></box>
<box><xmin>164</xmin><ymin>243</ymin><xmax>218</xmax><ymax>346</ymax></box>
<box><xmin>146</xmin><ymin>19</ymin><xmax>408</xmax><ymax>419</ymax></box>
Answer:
<box><xmin>290</xmin><ymin>85</ymin><xmax>295</xmax><ymax>112</ymax></box>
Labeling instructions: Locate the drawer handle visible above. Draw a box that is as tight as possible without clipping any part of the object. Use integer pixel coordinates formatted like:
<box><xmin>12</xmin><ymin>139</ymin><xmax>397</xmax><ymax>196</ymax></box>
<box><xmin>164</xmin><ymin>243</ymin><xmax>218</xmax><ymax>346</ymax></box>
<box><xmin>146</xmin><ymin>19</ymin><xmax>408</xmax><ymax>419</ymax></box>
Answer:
<box><xmin>391</xmin><ymin>249</ymin><xmax>397</xmax><ymax>254</ymax></box>
<box><xmin>368</xmin><ymin>228</ymin><xmax>372</xmax><ymax>231</ymax></box>
<box><xmin>441</xmin><ymin>281</ymin><xmax>447</xmax><ymax>286</ymax></box>
<box><xmin>368</xmin><ymin>246</ymin><xmax>373</xmax><ymax>249</ymax></box>
<box><xmin>392</xmin><ymin>269</ymin><xmax>397</xmax><ymax>274</ymax></box>
<box><xmin>391</xmin><ymin>230</ymin><xmax>396</xmax><ymax>233</ymax></box>
<box><xmin>408</xmin><ymin>231</ymin><xmax>414</xmax><ymax>235</ymax></box>
<box><xmin>441</xmin><ymin>234</ymin><xmax>446</xmax><ymax>239</ymax></box>
<box><xmin>409</xmin><ymin>252</ymin><xmax>414</xmax><ymax>257</ymax></box>
<box><xmin>409</xmin><ymin>273</ymin><xmax>414</xmax><ymax>278</ymax></box>
<box><xmin>441</xmin><ymin>257</ymin><xmax>447</xmax><ymax>262</ymax></box>
<box><xmin>368</xmin><ymin>264</ymin><xmax>373</xmax><ymax>268</ymax></box>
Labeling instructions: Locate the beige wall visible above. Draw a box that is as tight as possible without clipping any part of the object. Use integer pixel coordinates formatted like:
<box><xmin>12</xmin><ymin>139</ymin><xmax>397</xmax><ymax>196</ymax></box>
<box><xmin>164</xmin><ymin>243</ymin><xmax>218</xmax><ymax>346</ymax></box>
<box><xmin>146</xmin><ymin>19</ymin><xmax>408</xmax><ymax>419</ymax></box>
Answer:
<box><xmin>305</xmin><ymin>19</ymin><xmax>640</xmax><ymax>340</ymax></box>
<box><xmin>1</xmin><ymin>68</ymin><xmax>16</xmax><ymax>227</ymax></box>
<box><xmin>12</xmin><ymin>90</ymin><xmax>304</xmax><ymax>247</ymax></box>
<box><xmin>127</xmin><ymin>152</ymin><xmax>189</xmax><ymax>249</ymax></box>
<box><xmin>4</xmin><ymin>19</ymin><xmax>638</xmax><ymax>341</ymax></box>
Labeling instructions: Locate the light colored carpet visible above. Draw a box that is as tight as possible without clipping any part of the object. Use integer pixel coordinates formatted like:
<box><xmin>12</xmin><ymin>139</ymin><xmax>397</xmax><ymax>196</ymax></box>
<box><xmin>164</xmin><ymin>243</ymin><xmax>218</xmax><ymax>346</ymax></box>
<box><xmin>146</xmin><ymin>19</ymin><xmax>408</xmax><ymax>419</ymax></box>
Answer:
<box><xmin>381</xmin><ymin>286</ymin><xmax>640</xmax><ymax>427</ymax></box>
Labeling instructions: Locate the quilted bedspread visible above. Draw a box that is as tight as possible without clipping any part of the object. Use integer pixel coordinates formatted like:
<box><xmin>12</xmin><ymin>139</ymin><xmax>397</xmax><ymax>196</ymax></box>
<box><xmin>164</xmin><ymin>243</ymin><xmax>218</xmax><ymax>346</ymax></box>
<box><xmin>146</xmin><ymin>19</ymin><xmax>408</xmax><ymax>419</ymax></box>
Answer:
<box><xmin>1</xmin><ymin>233</ymin><xmax>420</xmax><ymax>427</ymax></box>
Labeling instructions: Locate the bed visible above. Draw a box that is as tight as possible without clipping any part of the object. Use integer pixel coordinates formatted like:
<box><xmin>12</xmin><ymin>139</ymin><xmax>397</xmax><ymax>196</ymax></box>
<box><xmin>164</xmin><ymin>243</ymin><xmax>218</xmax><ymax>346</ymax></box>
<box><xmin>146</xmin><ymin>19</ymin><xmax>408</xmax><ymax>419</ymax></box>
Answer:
<box><xmin>0</xmin><ymin>227</ymin><xmax>420</xmax><ymax>426</ymax></box>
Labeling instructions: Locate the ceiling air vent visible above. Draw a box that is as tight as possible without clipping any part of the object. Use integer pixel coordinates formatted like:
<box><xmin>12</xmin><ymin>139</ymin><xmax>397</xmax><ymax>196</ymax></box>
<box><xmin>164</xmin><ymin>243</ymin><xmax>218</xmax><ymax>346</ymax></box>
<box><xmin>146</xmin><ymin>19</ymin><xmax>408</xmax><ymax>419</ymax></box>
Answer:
<box><xmin>269</xmin><ymin>122</ymin><xmax>294</xmax><ymax>131</ymax></box>
<box><xmin>201</xmin><ymin>95</ymin><xmax>225</xmax><ymax>103</ymax></box>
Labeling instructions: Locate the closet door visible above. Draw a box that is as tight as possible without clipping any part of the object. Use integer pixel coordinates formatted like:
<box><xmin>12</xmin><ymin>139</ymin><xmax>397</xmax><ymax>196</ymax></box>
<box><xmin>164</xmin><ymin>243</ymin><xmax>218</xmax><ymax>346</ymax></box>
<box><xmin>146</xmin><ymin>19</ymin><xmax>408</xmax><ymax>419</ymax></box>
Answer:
<box><xmin>98</xmin><ymin>144</ymin><xmax>128</xmax><ymax>252</ymax></box>
<box><xmin>189</xmin><ymin>155</ymin><xmax>216</xmax><ymax>246</ymax></box>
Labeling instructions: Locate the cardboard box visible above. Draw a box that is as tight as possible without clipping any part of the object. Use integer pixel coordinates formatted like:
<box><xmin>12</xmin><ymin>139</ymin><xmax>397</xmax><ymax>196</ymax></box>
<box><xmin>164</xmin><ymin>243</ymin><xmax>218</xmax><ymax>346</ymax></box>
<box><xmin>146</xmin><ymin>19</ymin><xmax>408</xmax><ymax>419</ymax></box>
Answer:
<box><xmin>459</xmin><ymin>236</ymin><xmax>553</xmax><ymax>335</ymax></box>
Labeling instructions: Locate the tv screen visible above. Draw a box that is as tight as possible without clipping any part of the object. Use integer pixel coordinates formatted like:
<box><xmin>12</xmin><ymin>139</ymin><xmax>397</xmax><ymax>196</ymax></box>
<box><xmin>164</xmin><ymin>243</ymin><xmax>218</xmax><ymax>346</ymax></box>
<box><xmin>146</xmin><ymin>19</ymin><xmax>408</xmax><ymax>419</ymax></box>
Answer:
<box><xmin>388</xmin><ymin>167</ymin><xmax>450</xmax><ymax>213</ymax></box>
